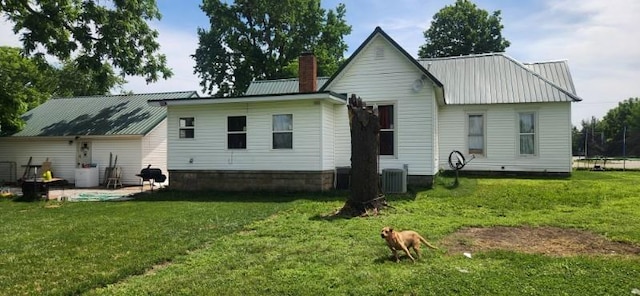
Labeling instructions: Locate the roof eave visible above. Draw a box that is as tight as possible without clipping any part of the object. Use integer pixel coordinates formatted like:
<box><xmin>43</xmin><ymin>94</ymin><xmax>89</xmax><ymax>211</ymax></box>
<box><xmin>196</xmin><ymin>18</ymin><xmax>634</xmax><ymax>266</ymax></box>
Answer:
<box><xmin>149</xmin><ymin>91</ymin><xmax>347</xmax><ymax>107</ymax></box>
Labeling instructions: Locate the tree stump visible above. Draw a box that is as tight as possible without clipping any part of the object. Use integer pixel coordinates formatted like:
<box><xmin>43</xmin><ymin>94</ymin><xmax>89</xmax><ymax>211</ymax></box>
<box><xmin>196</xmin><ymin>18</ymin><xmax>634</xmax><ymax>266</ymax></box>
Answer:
<box><xmin>338</xmin><ymin>94</ymin><xmax>389</xmax><ymax>217</ymax></box>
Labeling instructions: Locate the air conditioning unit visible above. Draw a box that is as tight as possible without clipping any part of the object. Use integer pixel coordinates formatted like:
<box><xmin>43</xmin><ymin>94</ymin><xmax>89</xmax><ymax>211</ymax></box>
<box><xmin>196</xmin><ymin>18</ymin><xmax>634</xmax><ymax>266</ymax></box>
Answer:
<box><xmin>382</xmin><ymin>168</ymin><xmax>407</xmax><ymax>193</ymax></box>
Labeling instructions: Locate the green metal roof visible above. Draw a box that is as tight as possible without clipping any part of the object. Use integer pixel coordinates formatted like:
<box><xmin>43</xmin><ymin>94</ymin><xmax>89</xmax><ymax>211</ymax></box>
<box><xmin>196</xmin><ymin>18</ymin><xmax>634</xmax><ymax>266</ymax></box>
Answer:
<box><xmin>11</xmin><ymin>91</ymin><xmax>198</xmax><ymax>137</ymax></box>
<box><xmin>245</xmin><ymin>77</ymin><xmax>330</xmax><ymax>95</ymax></box>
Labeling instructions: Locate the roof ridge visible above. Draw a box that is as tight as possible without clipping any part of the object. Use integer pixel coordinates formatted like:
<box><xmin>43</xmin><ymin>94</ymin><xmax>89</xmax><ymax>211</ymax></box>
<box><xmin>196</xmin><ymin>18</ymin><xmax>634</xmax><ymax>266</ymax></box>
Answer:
<box><xmin>499</xmin><ymin>54</ymin><xmax>581</xmax><ymax>101</ymax></box>
<box><xmin>418</xmin><ymin>52</ymin><xmax>505</xmax><ymax>61</ymax></box>
<box><xmin>52</xmin><ymin>90</ymin><xmax>197</xmax><ymax>100</ymax></box>
<box><xmin>252</xmin><ymin>77</ymin><xmax>330</xmax><ymax>83</ymax></box>
<box><xmin>522</xmin><ymin>59</ymin><xmax>568</xmax><ymax>65</ymax></box>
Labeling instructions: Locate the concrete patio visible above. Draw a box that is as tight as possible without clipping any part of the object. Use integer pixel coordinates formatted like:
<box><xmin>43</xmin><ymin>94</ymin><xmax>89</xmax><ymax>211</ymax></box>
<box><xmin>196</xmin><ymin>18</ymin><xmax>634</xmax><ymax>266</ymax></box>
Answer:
<box><xmin>2</xmin><ymin>183</ymin><xmax>161</xmax><ymax>201</ymax></box>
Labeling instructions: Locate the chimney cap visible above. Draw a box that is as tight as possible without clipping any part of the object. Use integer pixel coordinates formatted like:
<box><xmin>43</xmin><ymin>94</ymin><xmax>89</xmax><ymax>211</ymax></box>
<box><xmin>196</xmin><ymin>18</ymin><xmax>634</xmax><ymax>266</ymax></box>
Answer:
<box><xmin>301</xmin><ymin>51</ymin><xmax>315</xmax><ymax>56</ymax></box>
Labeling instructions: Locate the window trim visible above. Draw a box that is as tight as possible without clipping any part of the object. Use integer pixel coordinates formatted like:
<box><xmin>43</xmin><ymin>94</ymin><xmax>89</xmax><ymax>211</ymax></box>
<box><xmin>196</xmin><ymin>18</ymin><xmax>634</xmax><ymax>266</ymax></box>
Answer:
<box><xmin>227</xmin><ymin>115</ymin><xmax>247</xmax><ymax>149</ymax></box>
<box><xmin>376</xmin><ymin>102</ymin><xmax>396</xmax><ymax>157</ymax></box>
<box><xmin>466</xmin><ymin>112</ymin><xmax>486</xmax><ymax>157</ymax></box>
<box><xmin>178</xmin><ymin>117</ymin><xmax>195</xmax><ymax>139</ymax></box>
<box><xmin>272</xmin><ymin>114</ymin><xmax>293</xmax><ymax>150</ymax></box>
<box><xmin>517</xmin><ymin>111</ymin><xmax>538</xmax><ymax>157</ymax></box>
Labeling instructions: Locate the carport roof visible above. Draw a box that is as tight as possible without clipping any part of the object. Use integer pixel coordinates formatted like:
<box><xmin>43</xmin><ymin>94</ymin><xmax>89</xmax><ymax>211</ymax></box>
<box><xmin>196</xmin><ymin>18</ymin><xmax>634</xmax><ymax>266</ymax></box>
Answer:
<box><xmin>10</xmin><ymin>91</ymin><xmax>198</xmax><ymax>137</ymax></box>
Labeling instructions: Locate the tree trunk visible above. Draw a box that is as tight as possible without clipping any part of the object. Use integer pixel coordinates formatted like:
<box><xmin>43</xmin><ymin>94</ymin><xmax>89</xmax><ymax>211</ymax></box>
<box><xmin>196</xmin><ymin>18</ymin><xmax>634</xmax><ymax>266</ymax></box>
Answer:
<box><xmin>338</xmin><ymin>94</ymin><xmax>388</xmax><ymax>217</ymax></box>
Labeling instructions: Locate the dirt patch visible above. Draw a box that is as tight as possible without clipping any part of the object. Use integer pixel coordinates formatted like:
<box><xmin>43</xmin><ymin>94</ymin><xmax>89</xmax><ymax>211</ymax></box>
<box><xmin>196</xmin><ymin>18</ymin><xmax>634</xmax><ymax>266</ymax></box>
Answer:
<box><xmin>441</xmin><ymin>226</ymin><xmax>640</xmax><ymax>257</ymax></box>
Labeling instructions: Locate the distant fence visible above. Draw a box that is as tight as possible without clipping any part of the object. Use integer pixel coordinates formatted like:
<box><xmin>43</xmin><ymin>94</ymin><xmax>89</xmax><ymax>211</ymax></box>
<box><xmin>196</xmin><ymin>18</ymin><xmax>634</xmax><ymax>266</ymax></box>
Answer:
<box><xmin>0</xmin><ymin>161</ymin><xmax>17</xmax><ymax>184</ymax></box>
<box><xmin>573</xmin><ymin>157</ymin><xmax>640</xmax><ymax>171</ymax></box>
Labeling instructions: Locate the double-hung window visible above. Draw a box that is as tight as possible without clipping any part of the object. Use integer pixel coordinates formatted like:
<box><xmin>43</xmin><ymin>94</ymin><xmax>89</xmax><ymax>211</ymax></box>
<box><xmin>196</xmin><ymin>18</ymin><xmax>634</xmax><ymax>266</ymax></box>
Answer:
<box><xmin>468</xmin><ymin>114</ymin><xmax>484</xmax><ymax>155</ymax></box>
<box><xmin>378</xmin><ymin>105</ymin><xmax>394</xmax><ymax>156</ymax></box>
<box><xmin>228</xmin><ymin>116</ymin><xmax>246</xmax><ymax>149</ymax></box>
<box><xmin>179</xmin><ymin>117</ymin><xmax>195</xmax><ymax>139</ymax></box>
<box><xmin>519</xmin><ymin>112</ymin><xmax>536</xmax><ymax>156</ymax></box>
<box><xmin>273</xmin><ymin>114</ymin><xmax>293</xmax><ymax>149</ymax></box>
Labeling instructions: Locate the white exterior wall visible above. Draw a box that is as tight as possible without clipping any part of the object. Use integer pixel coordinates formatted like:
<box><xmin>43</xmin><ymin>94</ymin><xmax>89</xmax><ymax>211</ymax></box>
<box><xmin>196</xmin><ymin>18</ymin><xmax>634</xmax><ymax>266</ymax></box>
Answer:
<box><xmin>141</xmin><ymin>119</ymin><xmax>168</xmax><ymax>184</ymax></box>
<box><xmin>0</xmin><ymin>139</ymin><xmax>76</xmax><ymax>183</ymax></box>
<box><xmin>0</xmin><ymin>136</ymin><xmax>150</xmax><ymax>184</ymax></box>
<box><xmin>167</xmin><ymin>100</ymin><xmax>327</xmax><ymax>171</ymax></box>
<box><xmin>90</xmin><ymin>138</ymin><xmax>142</xmax><ymax>185</ymax></box>
<box><xmin>438</xmin><ymin>102</ymin><xmax>573</xmax><ymax>172</ymax></box>
<box><xmin>326</xmin><ymin>35</ymin><xmax>439</xmax><ymax>176</ymax></box>
<box><xmin>321</xmin><ymin>101</ymin><xmax>337</xmax><ymax>170</ymax></box>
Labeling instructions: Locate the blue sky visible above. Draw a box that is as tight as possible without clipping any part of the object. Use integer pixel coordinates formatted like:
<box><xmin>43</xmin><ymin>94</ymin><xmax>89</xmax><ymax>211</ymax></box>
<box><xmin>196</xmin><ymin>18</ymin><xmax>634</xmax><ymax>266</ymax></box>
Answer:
<box><xmin>1</xmin><ymin>0</ymin><xmax>639</xmax><ymax>126</ymax></box>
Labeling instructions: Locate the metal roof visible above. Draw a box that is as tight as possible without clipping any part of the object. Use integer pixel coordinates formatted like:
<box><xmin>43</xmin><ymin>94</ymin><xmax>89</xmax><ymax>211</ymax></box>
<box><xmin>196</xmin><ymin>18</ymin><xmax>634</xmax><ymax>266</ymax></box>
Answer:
<box><xmin>419</xmin><ymin>53</ymin><xmax>582</xmax><ymax>105</ymax></box>
<box><xmin>523</xmin><ymin>60</ymin><xmax>577</xmax><ymax>95</ymax></box>
<box><xmin>11</xmin><ymin>91</ymin><xmax>198</xmax><ymax>137</ymax></box>
<box><xmin>245</xmin><ymin>77</ymin><xmax>330</xmax><ymax>95</ymax></box>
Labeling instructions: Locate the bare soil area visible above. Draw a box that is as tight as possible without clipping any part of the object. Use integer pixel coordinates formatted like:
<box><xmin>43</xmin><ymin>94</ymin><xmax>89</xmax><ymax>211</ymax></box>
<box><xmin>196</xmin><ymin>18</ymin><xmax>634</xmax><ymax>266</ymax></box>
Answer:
<box><xmin>441</xmin><ymin>226</ymin><xmax>640</xmax><ymax>257</ymax></box>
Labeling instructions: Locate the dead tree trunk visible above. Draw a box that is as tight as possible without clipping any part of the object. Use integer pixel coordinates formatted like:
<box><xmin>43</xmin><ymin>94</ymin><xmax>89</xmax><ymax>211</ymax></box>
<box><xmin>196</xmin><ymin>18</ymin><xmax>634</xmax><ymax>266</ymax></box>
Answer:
<box><xmin>338</xmin><ymin>94</ymin><xmax>388</xmax><ymax>217</ymax></box>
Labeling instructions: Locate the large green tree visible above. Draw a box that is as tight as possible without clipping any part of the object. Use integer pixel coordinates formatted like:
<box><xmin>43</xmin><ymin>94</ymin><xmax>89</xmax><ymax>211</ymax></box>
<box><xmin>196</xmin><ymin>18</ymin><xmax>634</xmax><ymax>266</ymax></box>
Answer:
<box><xmin>598</xmin><ymin>98</ymin><xmax>640</xmax><ymax>157</ymax></box>
<box><xmin>0</xmin><ymin>0</ymin><xmax>172</xmax><ymax>83</ymax></box>
<box><xmin>0</xmin><ymin>47</ymin><xmax>125</xmax><ymax>135</ymax></box>
<box><xmin>0</xmin><ymin>47</ymin><xmax>54</xmax><ymax>135</ymax></box>
<box><xmin>54</xmin><ymin>60</ymin><xmax>125</xmax><ymax>97</ymax></box>
<box><xmin>193</xmin><ymin>0</ymin><xmax>351</xmax><ymax>97</ymax></box>
<box><xmin>418</xmin><ymin>0</ymin><xmax>510</xmax><ymax>58</ymax></box>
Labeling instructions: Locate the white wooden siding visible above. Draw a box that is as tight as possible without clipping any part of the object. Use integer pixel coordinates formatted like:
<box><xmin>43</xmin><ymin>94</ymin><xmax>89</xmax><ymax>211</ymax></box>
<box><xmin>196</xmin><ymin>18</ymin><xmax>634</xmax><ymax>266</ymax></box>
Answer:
<box><xmin>321</xmin><ymin>101</ymin><xmax>336</xmax><ymax>170</ymax></box>
<box><xmin>326</xmin><ymin>35</ymin><xmax>439</xmax><ymax>176</ymax></box>
<box><xmin>0</xmin><ymin>136</ymin><xmax>151</xmax><ymax>184</ymax></box>
<box><xmin>167</xmin><ymin>100</ymin><xmax>326</xmax><ymax>171</ymax></box>
<box><xmin>0</xmin><ymin>139</ymin><xmax>76</xmax><ymax>182</ymax></box>
<box><xmin>90</xmin><ymin>138</ymin><xmax>142</xmax><ymax>185</ymax></box>
<box><xmin>438</xmin><ymin>102</ymin><xmax>573</xmax><ymax>172</ymax></box>
<box><xmin>141</xmin><ymin>119</ymin><xmax>168</xmax><ymax>184</ymax></box>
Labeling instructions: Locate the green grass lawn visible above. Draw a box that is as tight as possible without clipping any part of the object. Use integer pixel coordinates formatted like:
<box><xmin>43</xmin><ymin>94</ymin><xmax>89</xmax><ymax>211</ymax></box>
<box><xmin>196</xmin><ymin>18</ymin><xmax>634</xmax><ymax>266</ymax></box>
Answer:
<box><xmin>2</xmin><ymin>171</ymin><xmax>640</xmax><ymax>295</ymax></box>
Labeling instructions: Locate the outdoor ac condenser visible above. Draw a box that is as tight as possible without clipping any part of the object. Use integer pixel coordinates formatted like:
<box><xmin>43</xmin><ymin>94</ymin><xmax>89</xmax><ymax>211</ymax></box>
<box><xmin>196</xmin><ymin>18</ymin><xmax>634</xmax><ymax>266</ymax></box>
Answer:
<box><xmin>382</xmin><ymin>168</ymin><xmax>407</xmax><ymax>193</ymax></box>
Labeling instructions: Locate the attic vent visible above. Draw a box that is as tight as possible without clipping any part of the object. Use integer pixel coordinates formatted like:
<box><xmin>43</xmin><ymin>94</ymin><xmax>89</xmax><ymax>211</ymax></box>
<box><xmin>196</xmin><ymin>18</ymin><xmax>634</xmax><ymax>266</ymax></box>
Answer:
<box><xmin>382</xmin><ymin>168</ymin><xmax>407</xmax><ymax>193</ymax></box>
<box><xmin>375</xmin><ymin>46</ymin><xmax>385</xmax><ymax>59</ymax></box>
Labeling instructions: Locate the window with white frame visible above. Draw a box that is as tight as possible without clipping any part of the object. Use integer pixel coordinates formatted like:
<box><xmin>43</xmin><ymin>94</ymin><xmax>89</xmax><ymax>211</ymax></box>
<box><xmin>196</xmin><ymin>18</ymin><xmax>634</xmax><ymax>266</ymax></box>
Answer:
<box><xmin>519</xmin><ymin>112</ymin><xmax>536</xmax><ymax>155</ymax></box>
<box><xmin>179</xmin><ymin>117</ymin><xmax>195</xmax><ymax>139</ymax></box>
<box><xmin>378</xmin><ymin>105</ymin><xmax>394</xmax><ymax>156</ymax></box>
<box><xmin>227</xmin><ymin>116</ymin><xmax>246</xmax><ymax>149</ymax></box>
<box><xmin>272</xmin><ymin>114</ymin><xmax>293</xmax><ymax>149</ymax></box>
<box><xmin>468</xmin><ymin>114</ymin><xmax>484</xmax><ymax>155</ymax></box>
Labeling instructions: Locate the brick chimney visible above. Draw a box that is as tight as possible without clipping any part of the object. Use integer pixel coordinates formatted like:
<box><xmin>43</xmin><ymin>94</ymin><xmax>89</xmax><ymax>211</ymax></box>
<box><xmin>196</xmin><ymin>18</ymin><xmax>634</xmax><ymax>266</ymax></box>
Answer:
<box><xmin>298</xmin><ymin>52</ymin><xmax>317</xmax><ymax>93</ymax></box>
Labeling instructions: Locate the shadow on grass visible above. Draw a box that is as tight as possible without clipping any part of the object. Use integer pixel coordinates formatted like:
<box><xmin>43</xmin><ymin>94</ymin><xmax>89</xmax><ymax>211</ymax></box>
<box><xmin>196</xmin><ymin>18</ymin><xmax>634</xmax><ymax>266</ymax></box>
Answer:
<box><xmin>129</xmin><ymin>188</ymin><xmax>350</xmax><ymax>203</ymax></box>
<box><xmin>130</xmin><ymin>185</ymin><xmax>429</xmax><ymax>204</ymax></box>
<box><xmin>307</xmin><ymin>188</ymin><xmax>425</xmax><ymax>221</ymax></box>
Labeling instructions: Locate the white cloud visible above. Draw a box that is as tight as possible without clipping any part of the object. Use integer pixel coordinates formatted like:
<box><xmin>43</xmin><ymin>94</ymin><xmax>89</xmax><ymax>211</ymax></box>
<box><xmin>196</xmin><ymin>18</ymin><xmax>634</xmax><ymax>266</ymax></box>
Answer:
<box><xmin>508</xmin><ymin>0</ymin><xmax>640</xmax><ymax>125</ymax></box>
<box><xmin>121</xmin><ymin>24</ymin><xmax>203</xmax><ymax>95</ymax></box>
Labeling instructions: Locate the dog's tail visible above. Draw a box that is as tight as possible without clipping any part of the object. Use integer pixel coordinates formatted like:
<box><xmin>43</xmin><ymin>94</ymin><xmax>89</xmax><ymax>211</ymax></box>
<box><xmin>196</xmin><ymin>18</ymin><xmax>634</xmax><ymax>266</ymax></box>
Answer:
<box><xmin>418</xmin><ymin>235</ymin><xmax>438</xmax><ymax>250</ymax></box>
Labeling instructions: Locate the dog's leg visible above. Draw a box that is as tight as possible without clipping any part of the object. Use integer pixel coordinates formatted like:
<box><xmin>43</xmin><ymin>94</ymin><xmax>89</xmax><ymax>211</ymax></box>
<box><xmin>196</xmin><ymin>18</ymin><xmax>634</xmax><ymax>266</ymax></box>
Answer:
<box><xmin>412</xmin><ymin>244</ymin><xmax>422</xmax><ymax>259</ymax></box>
<box><xmin>390</xmin><ymin>248</ymin><xmax>400</xmax><ymax>262</ymax></box>
<box><xmin>400</xmin><ymin>244</ymin><xmax>416</xmax><ymax>262</ymax></box>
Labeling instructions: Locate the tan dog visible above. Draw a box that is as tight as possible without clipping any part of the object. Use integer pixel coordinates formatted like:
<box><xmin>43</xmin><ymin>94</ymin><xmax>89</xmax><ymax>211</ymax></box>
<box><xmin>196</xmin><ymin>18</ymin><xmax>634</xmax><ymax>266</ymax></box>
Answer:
<box><xmin>381</xmin><ymin>226</ymin><xmax>438</xmax><ymax>262</ymax></box>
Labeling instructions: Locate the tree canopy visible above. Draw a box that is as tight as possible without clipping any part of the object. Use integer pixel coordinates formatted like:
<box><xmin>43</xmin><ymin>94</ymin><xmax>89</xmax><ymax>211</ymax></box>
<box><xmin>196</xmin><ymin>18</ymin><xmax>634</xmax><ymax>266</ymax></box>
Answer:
<box><xmin>0</xmin><ymin>47</ymin><xmax>125</xmax><ymax>136</ymax></box>
<box><xmin>193</xmin><ymin>0</ymin><xmax>351</xmax><ymax>97</ymax></box>
<box><xmin>418</xmin><ymin>0</ymin><xmax>510</xmax><ymax>58</ymax></box>
<box><xmin>0</xmin><ymin>0</ymin><xmax>172</xmax><ymax>83</ymax></box>
<box><xmin>0</xmin><ymin>47</ymin><xmax>53</xmax><ymax>135</ymax></box>
<box><xmin>573</xmin><ymin>98</ymin><xmax>640</xmax><ymax>157</ymax></box>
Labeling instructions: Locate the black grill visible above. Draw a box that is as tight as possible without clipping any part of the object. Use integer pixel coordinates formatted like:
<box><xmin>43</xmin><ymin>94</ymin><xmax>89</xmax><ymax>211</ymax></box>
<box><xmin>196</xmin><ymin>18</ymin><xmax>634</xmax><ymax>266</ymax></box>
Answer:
<box><xmin>136</xmin><ymin>165</ymin><xmax>167</xmax><ymax>183</ymax></box>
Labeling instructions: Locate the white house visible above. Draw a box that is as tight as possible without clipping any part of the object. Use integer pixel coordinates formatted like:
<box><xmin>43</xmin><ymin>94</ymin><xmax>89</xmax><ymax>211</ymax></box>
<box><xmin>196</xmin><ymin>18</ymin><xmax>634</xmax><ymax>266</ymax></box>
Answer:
<box><xmin>149</xmin><ymin>27</ymin><xmax>581</xmax><ymax>191</ymax></box>
<box><xmin>0</xmin><ymin>91</ymin><xmax>198</xmax><ymax>186</ymax></box>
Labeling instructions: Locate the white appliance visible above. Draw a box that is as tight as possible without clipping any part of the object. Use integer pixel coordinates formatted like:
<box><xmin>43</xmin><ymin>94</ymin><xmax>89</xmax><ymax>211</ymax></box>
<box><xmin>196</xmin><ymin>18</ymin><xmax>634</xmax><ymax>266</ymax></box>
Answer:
<box><xmin>75</xmin><ymin>166</ymin><xmax>99</xmax><ymax>188</ymax></box>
